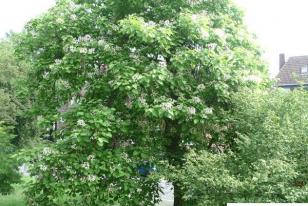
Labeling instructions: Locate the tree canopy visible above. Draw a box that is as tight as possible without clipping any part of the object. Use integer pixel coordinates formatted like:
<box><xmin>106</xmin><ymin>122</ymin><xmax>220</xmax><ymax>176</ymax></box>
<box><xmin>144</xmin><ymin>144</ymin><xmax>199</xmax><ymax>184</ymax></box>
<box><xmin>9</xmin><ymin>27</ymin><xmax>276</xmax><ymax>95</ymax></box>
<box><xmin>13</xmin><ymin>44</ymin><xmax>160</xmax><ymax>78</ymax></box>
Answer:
<box><xmin>0</xmin><ymin>37</ymin><xmax>35</xmax><ymax>146</ymax></box>
<box><xmin>0</xmin><ymin>36</ymin><xmax>34</xmax><ymax>195</ymax></box>
<box><xmin>16</xmin><ymin>0</ymin><xmax>271</xmax><ymax>205</ymax></box>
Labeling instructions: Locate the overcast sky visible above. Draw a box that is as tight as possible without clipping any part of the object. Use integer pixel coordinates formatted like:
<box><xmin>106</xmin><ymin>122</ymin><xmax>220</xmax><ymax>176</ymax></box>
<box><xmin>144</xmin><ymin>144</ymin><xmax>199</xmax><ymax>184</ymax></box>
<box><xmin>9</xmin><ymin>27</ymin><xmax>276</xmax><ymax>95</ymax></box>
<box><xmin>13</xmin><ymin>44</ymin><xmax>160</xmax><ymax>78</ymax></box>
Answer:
<box><xmin>1</xmin><ymin>0</ymin><xmax>308</xmax><ymax>77</ymax></box>
<box><xmin>0</xmin><ymin>0</ymin><xmax>54</xmax><ymax>35</ymax></box>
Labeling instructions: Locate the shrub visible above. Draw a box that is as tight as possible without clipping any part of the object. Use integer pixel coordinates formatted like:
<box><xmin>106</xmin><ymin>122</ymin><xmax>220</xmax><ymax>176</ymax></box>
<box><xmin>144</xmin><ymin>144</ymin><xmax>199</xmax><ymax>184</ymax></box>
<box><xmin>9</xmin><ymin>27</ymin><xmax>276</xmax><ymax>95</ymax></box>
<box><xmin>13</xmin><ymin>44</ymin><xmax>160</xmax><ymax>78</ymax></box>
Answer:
<box><xmin>177</xmin><ymin>89</ymin><xmax>308</xmax><ymax>205</ymax></box>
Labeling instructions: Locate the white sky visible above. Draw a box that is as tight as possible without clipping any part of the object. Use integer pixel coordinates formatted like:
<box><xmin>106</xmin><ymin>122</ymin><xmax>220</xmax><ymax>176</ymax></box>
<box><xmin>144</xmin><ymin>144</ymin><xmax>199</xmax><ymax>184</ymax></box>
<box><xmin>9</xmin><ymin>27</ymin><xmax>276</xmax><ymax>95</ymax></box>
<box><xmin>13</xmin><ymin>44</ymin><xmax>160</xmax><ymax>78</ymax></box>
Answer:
<box><xmin>236</xmin><ymin>0</ymin><xmax>308</xmax><ymax>77</ymax></box>
<box><xmin>1</xmin><ymin>0</ymin><xmax>308</xmax><ymax>77</ymax></box>
<box><xmin>0</xmin><ymin>0</ymin><xmax>54</xmax><ymax>36</ymax></box>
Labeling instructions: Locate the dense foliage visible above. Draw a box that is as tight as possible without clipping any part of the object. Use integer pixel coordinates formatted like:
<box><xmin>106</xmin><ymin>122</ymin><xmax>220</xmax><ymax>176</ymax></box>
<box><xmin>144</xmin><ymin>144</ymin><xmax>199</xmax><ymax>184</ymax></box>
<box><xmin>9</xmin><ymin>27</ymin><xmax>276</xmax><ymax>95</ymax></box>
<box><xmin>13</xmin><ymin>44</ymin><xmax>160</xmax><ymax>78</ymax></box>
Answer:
<box><xmin>177</xmin><ymin>89</ymin><xmax>308</xmax><ymax>205</ymax></box>
<box><xmin>16</xmin><ymin>0</ymin><xmax>270</xmax><ymax>205</ymax></box>
<box><xmin>0</xmin><ymin>124</ymin><xmax>20</xmax><ymax>194</ymax></box>
<box><xmin>0</xmin><ymin>37</ymin><xmax>33</xmax><ymax>195</ymax></box>
<box><xmin>0</xmin><ymin>38</ymin><xmax>34</xmax><ymax>146</ymax></box>
<box><xmin>0</xmin><ymin>39</ymin><xmax>23</xmax><ymax>126</ymax></box>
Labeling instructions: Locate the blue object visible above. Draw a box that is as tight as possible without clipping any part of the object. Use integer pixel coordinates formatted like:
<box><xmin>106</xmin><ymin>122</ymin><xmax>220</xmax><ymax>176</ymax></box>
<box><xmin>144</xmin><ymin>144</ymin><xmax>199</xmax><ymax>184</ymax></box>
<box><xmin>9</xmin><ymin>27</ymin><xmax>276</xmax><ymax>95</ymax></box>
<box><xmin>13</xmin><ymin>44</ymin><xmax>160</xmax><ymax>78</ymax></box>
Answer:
<box><xmin>137</xmin><ymin>162</ymin><xmax>156</xmax><ymax>176</ymax></box>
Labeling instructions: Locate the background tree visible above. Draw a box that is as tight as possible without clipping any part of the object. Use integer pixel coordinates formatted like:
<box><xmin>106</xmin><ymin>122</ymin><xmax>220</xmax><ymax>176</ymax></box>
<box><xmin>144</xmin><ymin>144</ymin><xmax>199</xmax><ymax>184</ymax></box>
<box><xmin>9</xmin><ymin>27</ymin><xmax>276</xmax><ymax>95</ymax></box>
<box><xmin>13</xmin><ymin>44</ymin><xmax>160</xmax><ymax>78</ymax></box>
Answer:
<box><xmin>0</xmin><ymin>37</ymin><xmax>34</xmax><ymax>146</ymax></box>
<box><xmin>0</xmin><ymin>124</ymin><xmax>20</xmax><ymax>194</ymax></box>
<box><xmin>18</xmin><ymin>0</ymin><xmax>268</xmax><ymax>205</ymax></box>
<box><xmin>177</xmin><ymin>88</ymin><xmax>308</xmax><ymax>205</ymax></box>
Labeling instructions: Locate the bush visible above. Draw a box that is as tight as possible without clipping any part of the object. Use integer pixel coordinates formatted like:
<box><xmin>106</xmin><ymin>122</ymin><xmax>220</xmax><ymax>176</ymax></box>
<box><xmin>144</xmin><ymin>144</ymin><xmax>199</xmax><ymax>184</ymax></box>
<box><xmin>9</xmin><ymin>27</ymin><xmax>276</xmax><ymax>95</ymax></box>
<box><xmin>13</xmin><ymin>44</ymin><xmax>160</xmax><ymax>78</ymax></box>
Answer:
<box><xmin>0</xmin><ymin>183</ymin><xmax>26</xmax><ymax>206</ymax></box>
<box><xmin>177</xmin><ymin>89</ymin><xmax>308</xmax><ymax>205</ymax></box>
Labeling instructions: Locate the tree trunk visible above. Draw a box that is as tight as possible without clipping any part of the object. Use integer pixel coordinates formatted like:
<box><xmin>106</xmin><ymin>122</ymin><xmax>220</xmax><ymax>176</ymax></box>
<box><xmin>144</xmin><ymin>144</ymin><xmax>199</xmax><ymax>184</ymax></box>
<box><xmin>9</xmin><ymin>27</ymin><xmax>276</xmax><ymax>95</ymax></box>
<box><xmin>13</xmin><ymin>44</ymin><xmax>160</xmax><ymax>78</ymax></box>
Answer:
<box><xmin>165</xmin><ymin>119</ymin><xmax>185</xmax><ymax>206</ymax></box>
<box><xmin>173</xmin><ymin>182</ymin><xmax>184</xmax><ymax>206</ymax></box>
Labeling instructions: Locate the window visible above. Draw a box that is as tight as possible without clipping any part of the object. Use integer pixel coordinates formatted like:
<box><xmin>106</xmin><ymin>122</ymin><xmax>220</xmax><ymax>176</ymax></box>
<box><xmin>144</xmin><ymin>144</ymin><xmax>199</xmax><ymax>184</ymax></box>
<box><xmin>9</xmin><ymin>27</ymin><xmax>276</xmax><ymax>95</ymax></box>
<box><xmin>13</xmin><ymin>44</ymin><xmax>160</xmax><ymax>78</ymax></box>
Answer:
<box><xmin>301</xmin><ymin>66</ymin><xmax>308</xmax><ymax>74</ymax></box>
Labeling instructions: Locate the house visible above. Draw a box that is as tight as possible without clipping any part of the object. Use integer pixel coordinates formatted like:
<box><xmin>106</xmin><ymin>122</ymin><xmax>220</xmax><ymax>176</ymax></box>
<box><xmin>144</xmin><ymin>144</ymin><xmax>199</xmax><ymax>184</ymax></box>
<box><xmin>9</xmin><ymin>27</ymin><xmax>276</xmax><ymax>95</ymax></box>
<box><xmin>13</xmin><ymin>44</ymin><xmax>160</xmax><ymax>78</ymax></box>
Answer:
<box><xmin>276</xmin><ymin>54</ymin><xmax>308</xmax><ymax>90</ymax></box>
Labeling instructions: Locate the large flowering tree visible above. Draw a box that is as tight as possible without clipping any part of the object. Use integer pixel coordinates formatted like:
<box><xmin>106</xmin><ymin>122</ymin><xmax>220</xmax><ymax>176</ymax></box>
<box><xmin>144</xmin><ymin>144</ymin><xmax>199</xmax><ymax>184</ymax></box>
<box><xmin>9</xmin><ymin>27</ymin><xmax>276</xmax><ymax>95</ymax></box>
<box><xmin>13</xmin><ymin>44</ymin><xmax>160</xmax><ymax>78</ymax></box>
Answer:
<box><xmin>18</xmin><ymin>0</ymin><xmax>267</xmax><ymax>205</ymax></box>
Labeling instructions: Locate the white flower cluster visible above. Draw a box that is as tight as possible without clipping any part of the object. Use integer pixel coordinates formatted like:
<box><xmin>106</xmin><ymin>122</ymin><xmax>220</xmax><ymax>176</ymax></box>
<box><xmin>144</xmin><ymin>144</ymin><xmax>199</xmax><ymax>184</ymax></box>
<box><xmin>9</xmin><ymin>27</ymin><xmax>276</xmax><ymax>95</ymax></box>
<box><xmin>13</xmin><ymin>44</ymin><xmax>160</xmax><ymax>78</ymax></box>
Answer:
<box><xmin>132</xmin><ymin>73</ymin><xmax>142</xmax><ymax>82</ymax></box>
<box><xmin>129</xmin><ymin>47</ymin><xmax>137</xmax><ymax>53</ymax></box>
<box><xmin>223</xmin><ymin>74</ymin><xmax>232</xmax><ymax>81</ymax></box>
<box><xmin>70</xmin><ymin>14</ymin><xmax>77</xmax><ymax>21</ymax></box>
<box><xmin>197</xmin><ymin>84</ymin><xmax>206</xmax><ymax>91</ymax></box>
<box><xmin>87</xmin><ymin>155</ymin><xmax>95</xmax><ymax>161</ymax></box>
<box><xmin>204</xmin><ymin>107</ymin><xmax>213</xmax><ymax>115</ymax></box>
<box><xmin>145</xmin><ymin>6</ymin><xmax>152</xmax><ymax>14</ymax></box>
<box><xmin>129</xmin><ymin>47</ymin><xmax>138</xmax><ymax>59</ymax></box>
<box><xmin>103</xmin><ymin>43</ymin><xmax>112</xmax><ymax>51</ymax></box>
<box><xmin>67</xmin><ymin>45</ymin><xmax>75</xmax><ymax>52</ymax></box>
<box><xmin>98</xmin><ymin>39</ymin><xmax>117</xmax><ymax>53</ymax></box>
<box><xmin>57</xmin><ymin>79</ymin><xmax>70</xmax><ymax>89</ymax></box>
<box><xmin>191</xmin><ymin>14</ymin><xmax>199</xmax><ymax>23</ymax></box>
<box><xmin>77</xmin><ymin>47</ymin><xmax>95</xmax><ymax>54</ymax></box>
<box><xmin>157</xmin><ymin>55</ymin><xmax>165</xmax><ymax>62</ymax></box>
<box><xmin>147</xmin><ymin>53</ymin><xmax>155</xmax><ymax>59</ymax></box>
<box><xmin>79</xmin><ymin>47</ymin><xmax>87</xmax><ymax>53</ymax></box>
<box><xmin>145</xmin><ymin>21</ymin><xmax>156</xmax><ymax>27</ymax></box>
<box><xmin>201</xmin><ymin>107</ymin><xmax>213</xmax><ymax>118</ymax></box>
<box><xmin>52</xmin><ymin>170</ymin><xmax>59</xmax><ymax>180</ymax></box>
<box><xmin>214</xmin><ymin>28</ymin><xmax>226</xmax><ymax>39</ymax></box>
<box><xmin>193</xmin><ymin>44</ymin><xmax>203</xmax><ymax>52</ymax></box>
<box><xmin>56</xmin><ymin>18</ymin><xmax>64</xmax><ymax>24</ymax></box>
<box><xmin>39</xmin><ymin>164</ymin><xmax>48</xmax><ymax>172</ymax></box>
<box><xmin>64</xmin><ymin>36</ymin><xmax>96</xmax><ymax>55</ymax></box>
<box><xmin>161</xmin><ymin>101</ymin><xmax>174</xmax><ymax>111</ymax></box>
<box><xmin>77</xmin><ymin>119</ymin><xmax>86</xmax><ymax>127</ymax></box>
<box><xmin>122</xmin><ymin>152</ymin><xmax>131</xmax><ymax>163</ymax></box>
<box><xmin>162</xmin><ymin>20</ymin><xmax>172</xmax><ymax>27</ymax></box>
<box><xmin>42</xmin><ymin>147</ymin><xmax>52</xmax><ymax>156</ymax></box>
<box><xmin>108</xmin><ymin>80</ymin><xmax>114</xmax><ymax>87</ymax></box>
<box><xmin>190</xmin><ymin>11</ymin><xmax>209</xmax><ymax>23</ymax></box>
<box><xmin>108</xmin><ymin>183</ymin><xmax>116</xmax><ymax>192</ymax></box>
<box><xmin>187</xmin><ymin>106</ymin><xmax>196</xmax><ymax>115</ymax></box>
<box><xmin>188</xmin><ymin>0</ymin><xmax>203</xmax><ymax>5</ymax></box>
<box><xmin>98</xmin><ymin>39</ymin><xmax>106</xmax><ymax>46</ymax></box>
<box><xmin>174</xmin><ymin>104</ymin><xmax>183</xmax><ymax>111</ymax></box>
<box><xmin>36</xmin><ymin>48</ymin><xmax>44</xmax><ymax>55</ymax></box>
<box><xmin>87</xmin><ymin>175</ymin><xmax>98</xmax><ymax>182</ymax></box>
<box><xmin>159</xmin><ymin>61</ymin><xmax>167</xmax><ymax>68</ymax></box>
<box><xmin>192</xmin><ymin>96</ymin><xmax>202</xmax><ymax>104</ymax></box>
<box><xmin>68</xmin><ymin>2</ymin><xmax>77</xmax><ymax>10</ymax></box>
<box><xmin>55</xmin><ymin>59</ymin><xmax>62</xmax><ymax>65</ymax></box>
<box><xmin>80</xmin><ymin>174</ymin><xmax>99</xmax><ymax>182</ymax></box>
<box><xmin>81</xmin><ymin>162</ymin><xmax>90</xmax><ymax>170</ymax></box>
<box><xmin>43</xmin><ymin>71</ymin><xmax>50</xmax><ymax>79</ymax></box>
<box><xmin>71</xmin><ymin>144</ymin><xmax>77</xmax><ymax>150</ymax></box>
<box><xmin>157</xmin><ymin>55</ymin><xmax>167</xmax><ymax>68</ymax></box>
<box><xmin>207</xmin><ymin>43</ymin><xmax>217</xmax><ymax>50</ymax></box>
<box><xmin>244</xmin><ymin>74</ymin><xmax>262</xmax><ymax>84</ymax></box>
<box><xmin>200</xmin><ymin>28</ymin><xmax>210</xmax><ymax>39</ymax></box>
<box><xmin>88</xmin><ymin>48</ymin><xmax>95</xmax><ymax>54</ymax></box>
<box><xmin>78</xmin><ymin>34</ymin><xmax>92</xmax><ymax>42</ymax></box>
<box><xmin>138</xmin><ymin>96</ymin><xmax>147</xmax><ymax>106</ymax></box>
<box><xmin>125</xmin><ymin>97</ymin><xmax>133</xmax><ymax>109</ymax></box>
<box><xmin>87</xmin><ymin>72</ymin><xmax>95</xmax><ymax>79</ymax></box>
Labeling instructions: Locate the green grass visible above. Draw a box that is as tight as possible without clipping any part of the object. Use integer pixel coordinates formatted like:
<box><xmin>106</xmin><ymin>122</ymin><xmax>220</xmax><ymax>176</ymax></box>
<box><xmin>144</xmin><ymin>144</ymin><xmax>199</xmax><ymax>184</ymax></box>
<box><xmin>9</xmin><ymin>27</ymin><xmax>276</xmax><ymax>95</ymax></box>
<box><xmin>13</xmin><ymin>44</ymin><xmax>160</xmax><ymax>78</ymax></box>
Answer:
<box><xmin>0</xmin><ymin>185</ymin><xmax>26</xmax><ymax>206</ymax></box>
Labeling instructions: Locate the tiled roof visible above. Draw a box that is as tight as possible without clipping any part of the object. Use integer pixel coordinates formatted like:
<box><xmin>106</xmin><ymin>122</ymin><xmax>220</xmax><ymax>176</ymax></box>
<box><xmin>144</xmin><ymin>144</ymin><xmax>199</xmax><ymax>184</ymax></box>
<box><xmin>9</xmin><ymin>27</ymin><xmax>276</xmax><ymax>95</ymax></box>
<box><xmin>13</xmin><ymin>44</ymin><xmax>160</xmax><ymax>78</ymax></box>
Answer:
<box><xmin>277</xmin><ymin>55</ymin><xmax>308</xmax><ymax>86</ymax></box>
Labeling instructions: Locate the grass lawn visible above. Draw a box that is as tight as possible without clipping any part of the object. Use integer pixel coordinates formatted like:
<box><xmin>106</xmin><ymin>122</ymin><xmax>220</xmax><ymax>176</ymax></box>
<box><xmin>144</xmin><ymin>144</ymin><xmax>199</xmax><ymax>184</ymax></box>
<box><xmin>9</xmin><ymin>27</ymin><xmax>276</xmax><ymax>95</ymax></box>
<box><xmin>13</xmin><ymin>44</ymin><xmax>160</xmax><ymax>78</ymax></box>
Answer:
<box><xmin>0</xmin><ymin>185</ymin><xmax>26</xmax><ymax>206</ymax></box>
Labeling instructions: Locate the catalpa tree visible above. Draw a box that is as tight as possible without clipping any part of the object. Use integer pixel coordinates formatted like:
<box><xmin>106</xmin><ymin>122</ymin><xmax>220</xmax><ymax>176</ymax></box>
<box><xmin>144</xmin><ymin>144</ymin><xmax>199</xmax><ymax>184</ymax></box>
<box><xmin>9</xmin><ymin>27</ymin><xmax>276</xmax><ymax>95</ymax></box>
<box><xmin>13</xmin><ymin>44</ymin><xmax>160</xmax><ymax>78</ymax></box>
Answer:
<box><xmin>18</xmin><ymin>0</ymin><xmax>267</xmax><ymax>205</ymax></box>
